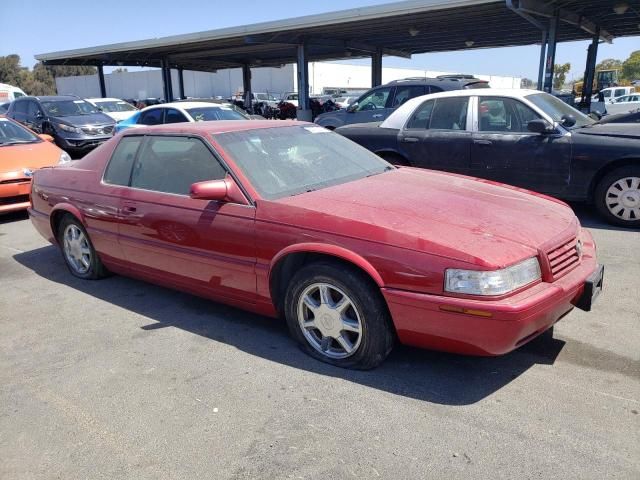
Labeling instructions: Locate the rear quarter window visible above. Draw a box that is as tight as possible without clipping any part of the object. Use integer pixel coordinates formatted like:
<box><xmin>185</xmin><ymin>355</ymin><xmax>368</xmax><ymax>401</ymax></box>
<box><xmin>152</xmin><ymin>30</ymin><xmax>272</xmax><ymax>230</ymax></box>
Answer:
<box><xmin>103</xmin><ymin>136</ymin><xmax>143</xmax><ymax>186</ymax></box>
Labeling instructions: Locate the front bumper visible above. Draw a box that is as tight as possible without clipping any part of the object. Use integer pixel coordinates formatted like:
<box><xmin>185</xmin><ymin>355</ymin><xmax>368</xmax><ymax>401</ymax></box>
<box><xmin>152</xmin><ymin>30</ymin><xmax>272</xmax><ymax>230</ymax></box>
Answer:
<box><xmin>56</xmin><ymin>134</ymin><xmax>112</xmax><ymax>152</ymax></box>
<box><xmin>383</xmin><ymin>231</ymin><xmax>600</xmax><ymax>356</ymax></box>
<box><xmin>0</xmin><ymin>180</ymin><xmax>31</xmax><ymax>214</ymax></box>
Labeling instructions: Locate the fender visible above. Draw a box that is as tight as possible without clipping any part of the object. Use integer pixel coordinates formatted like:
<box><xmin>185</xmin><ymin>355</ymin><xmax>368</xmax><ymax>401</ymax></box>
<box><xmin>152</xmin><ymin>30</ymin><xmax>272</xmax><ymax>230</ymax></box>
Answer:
<box><xmin>269</xmin><ymin>242</ymin><xmax>385</xmax><ymax>287</ymax></box>
<box><xmin>50</xmin><ymin>202</ymin><xmax>86</xmax><ymax>233</ymax></box>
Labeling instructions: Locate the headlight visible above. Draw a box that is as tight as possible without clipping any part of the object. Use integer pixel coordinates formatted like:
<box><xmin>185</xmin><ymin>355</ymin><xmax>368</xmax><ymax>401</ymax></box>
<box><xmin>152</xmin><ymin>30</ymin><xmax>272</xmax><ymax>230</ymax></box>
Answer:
<box><xmin>58</xmin><ymin>151</ymin><xmax>72</xmax><ymax>164</ymax></box>
<box><xmin>57</xmin><ymin>123</ymin><xmax>83</xmax><ymax>134</ymax></box>
<box><xmin>444</xmin><ymin>257</ymin><xmax>541</xmax><ymax>296</ymax></box>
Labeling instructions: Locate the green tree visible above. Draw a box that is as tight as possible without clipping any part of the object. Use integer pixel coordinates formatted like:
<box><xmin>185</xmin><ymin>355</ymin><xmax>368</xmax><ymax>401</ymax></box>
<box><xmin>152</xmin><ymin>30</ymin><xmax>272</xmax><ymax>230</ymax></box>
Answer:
<box><xmin>0</xmin><ymin>54</ymin><xmax>23</xmax><ymax>85</ymax></box>
<box><xmin>621</xmin><ymin>50</ymin><xmax>640</xmax><ymax>81</ymax></box>
<box><xmin>595</xmin><ymin>58</ymin><xmax>623</xmax><ymax>72</ymax></box>
<box><xmin>49</xmin><ymin>65</ymin><xmax>97</xmax><ymax>77</ymax></box>
<box><xmin>553</xmin><ymin>62</ymin><xmax>571</xmax><ymax>89</ymax></box>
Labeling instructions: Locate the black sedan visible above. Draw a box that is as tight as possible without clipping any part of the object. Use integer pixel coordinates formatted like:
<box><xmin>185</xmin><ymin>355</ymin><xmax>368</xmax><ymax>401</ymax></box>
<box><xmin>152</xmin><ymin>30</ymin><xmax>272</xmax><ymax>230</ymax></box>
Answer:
<box><xmin>335</xmin><ymin>89</ymin><xmax>640</xmax><ymax>227</ymax></box>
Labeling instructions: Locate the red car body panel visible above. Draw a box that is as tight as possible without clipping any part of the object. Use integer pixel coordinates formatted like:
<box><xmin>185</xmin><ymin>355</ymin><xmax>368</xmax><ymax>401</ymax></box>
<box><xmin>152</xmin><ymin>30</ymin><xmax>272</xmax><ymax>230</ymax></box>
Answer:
<box><xmin>28</xmin><ymin>121</ymin><xmax>599</xmax><ymax>355</ymax></box>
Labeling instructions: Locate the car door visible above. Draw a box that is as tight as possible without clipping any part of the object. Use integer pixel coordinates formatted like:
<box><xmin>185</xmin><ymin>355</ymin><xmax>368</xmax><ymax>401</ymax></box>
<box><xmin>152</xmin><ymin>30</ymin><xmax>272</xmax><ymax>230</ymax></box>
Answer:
<box><xmin>343</xmin><ymin>87</ymin><xmax>394</xmax><ymax>126</ymax></box>
<box><xmin>389</xmin><ymin>85</ymin><xmax>426</xmax><ymax>111</ymax></box>
<box><xmin>26</xmin><ymin>101</ymin><xmax>45</xmax><ymax>132</ymax></box>
<box><xmin>117</xmin><ymin>134</ymin><xmax>257</xmax><ymax>302</ymax></box>
<box><xmin>469</xmin><ymin>95</ymin><xmax>571</xmax><ymax>195</ymax></box>
<box><xmin>397</xmin><ymin>96</ymin><xmax>472</xmax><ymax>174</ymax></box>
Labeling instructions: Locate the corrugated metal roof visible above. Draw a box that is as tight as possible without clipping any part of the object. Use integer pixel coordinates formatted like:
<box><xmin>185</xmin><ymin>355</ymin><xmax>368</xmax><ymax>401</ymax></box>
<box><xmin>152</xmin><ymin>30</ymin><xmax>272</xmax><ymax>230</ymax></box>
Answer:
<box><xmin>35</xmin><ymin>0</ymin><xmax>640</xmax><ymax>72</ymax></box>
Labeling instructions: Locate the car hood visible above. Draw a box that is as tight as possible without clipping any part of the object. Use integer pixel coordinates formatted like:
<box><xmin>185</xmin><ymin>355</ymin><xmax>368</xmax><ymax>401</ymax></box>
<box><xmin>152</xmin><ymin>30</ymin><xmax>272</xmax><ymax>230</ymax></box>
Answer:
<box><xmin>573</xmin><ymin>123</ymin><xmax>640</xmax><ymax>140</ymax></box>
<box><xmin>265</xmin><ymin>168</ymin><xmax>578</xmax><ymax>268</ymax></box>
<box><xmin>51</xmin><ymin>112</ymin><xmax>115</xmax><ymax>126</ymax></box>
<box><xmin>0</xmin><ymin>141</ymin><xmax>62</xmax><ymax>175</ymax></box>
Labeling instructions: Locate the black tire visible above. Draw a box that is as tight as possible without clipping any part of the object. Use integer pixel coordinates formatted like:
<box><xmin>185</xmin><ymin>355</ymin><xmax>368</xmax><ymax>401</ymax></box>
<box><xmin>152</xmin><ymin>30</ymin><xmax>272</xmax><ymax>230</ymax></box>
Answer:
<box><xmin>57</xmin><ymin>214</ymin><xmax>110</xmax><ymax>279</ymax></box>
<box><xmin>594</xmin><ymin>165</ymin><xmax>640</xmax><ymax>228</ymax></box>
<box><xmin>378</xmin><ymin>152</ymin><xmax>409</xmax><ymax>167</ymax></box>
<box><xmin>284</xmin><ymin>261</ymin><xmax>394</xmax><ymax>369</ymax></box>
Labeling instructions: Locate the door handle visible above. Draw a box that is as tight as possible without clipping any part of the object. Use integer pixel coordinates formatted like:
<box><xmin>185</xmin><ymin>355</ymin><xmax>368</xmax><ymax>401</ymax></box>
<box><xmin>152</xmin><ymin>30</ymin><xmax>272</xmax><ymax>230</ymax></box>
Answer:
<box><xmin>122</xmin><ymin>205</ymin><xmax>137</xmax><ymax>214</ymax></box>
<box><xmin>473</xmin><ymin>139</ymin><xmax>492</xmax><ymax>146</ymax></box>
<box><xmin>372</xmin><ymin>114</ymin><xmax>383</xmax><ymax>118</ymax></box>
<box><xmin>401</xmin><ymin>137</ymin><xmax>419</xmax><ymax>143</ymax></box>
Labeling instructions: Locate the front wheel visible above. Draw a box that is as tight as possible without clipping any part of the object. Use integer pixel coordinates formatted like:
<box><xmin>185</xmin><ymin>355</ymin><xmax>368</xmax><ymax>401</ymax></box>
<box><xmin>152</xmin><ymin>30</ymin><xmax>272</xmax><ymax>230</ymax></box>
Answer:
<box><xmin>284</xmin><ymin>262</ymin><xmax>394</xmax><ymax>369</ymax></box>
<box><xmin>594</xmin><ymin>166</ymin><xmax>640</xmax><ymax>227</ymax></box>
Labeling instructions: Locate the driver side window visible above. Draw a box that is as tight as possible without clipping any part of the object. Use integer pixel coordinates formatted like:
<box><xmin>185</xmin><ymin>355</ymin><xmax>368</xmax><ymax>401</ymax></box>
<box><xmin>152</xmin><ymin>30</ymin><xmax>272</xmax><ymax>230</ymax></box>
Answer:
<box><xmin>355</xmin><ymin>87</ymin><xmax>392</xmax><ymax>112</ymax></box>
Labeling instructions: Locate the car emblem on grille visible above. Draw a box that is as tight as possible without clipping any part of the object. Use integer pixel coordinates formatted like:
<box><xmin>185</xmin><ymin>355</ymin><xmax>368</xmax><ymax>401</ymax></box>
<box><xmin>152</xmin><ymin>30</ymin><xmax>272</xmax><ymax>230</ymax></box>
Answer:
<box><xmin>23</xmin><ymin>168</ymin><xmax>34</xmax><ymax>177</ymax></box>
<box><xmin>576</xmin><ymin>239</ymin><xmax>583</xmax><ymax>259</ymax></box>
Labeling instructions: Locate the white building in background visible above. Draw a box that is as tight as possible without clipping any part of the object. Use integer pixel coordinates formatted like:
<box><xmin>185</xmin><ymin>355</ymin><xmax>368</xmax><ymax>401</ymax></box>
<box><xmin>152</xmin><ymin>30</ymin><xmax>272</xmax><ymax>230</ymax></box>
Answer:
<box><xmin>55</xmin><ymin>62</ymin><xmax>521</xmax><ymax>100</ymax></box>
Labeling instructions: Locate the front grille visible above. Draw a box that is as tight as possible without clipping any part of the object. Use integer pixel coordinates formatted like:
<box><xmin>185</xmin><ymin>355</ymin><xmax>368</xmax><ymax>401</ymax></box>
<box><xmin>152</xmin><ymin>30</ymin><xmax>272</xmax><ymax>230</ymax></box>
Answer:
<box><xmin>547</xmin><ymin>238</ymin><xmax>580</xmax><ymax>280</ymax></box>
<box><xmin>81</xmin><ymin>125</ymin><xmax>114</xmax><ymax>136</ymax></box>
<box><xmin>0</xmin><ymin>194</ymin><xmax>30</xmax><ymax>206</ymax></box>
<box><xmin>0</xmin><ymin>178</ymin><xmax>30</xmax><ymax>185</ymax></box>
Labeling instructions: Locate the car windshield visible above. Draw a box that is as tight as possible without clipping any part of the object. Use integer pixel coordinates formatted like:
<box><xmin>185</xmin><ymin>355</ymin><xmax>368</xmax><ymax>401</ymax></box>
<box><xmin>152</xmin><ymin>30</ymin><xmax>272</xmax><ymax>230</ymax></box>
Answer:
<box><xmin>42</xmin><ymin>100</ymin><xmax>99</xmax><ymax>117</ymax></box>
<box><xmin>0</xmin><ymin>117</ymin><xmax>39</xmax><ymax>145</ymax></box>
<box><xmin>215</xmin><ymin>126</ymin><xmax>392</xmax><ymax>200</ymax></box>
<box><xmin>526</xmin><ymin>92</ymin><xmax>595</xmax><ymax>128</ymax></box>
<box><xmin>186</xmin><ymin>107</ymin><xmax>247</xmax><ymax>121</ymax></box>
<box><xmin>95</xmin><ymin>100</ymin><xmax>136</xmax><ymax>112</ymax></box>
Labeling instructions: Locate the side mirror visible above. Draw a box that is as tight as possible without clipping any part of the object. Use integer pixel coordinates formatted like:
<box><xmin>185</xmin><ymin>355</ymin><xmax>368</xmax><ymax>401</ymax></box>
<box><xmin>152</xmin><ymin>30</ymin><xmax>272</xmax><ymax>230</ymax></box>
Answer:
<box><xmin>560</xmin><ymin>114</ymin><xmax>576</xmax><ymax>127</ymax></box>
<box><xmin>527</xmin><ymin>119</ymin><xmax>553</xmax><ymax>134</ymax></box>
<box><xmin>38</xmin><ymin>134</ymin><xmax>54</xmax><ymax>142</ymax></box>
<box><xmin>35</xmin><ymin>111</ymin><xmax>43</xmax><ymax>119</ymax></box>
<box><xmin>346</xmin><ymin>103</ymin><xmax>357</xmax><ymax>113</ymax></box>
<box><xmin>189</xmin><ymin>177</ymin><xmax>248</xmax><ymax>204</ymax></box>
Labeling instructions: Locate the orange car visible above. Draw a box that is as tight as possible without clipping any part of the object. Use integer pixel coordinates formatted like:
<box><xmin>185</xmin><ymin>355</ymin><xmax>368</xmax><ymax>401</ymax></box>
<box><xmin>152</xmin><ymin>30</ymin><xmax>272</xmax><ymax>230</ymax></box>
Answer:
<box><xmin>0</xmin><ymin>116</ymin><xmax>70</xmax><ymax>214</ymax></box>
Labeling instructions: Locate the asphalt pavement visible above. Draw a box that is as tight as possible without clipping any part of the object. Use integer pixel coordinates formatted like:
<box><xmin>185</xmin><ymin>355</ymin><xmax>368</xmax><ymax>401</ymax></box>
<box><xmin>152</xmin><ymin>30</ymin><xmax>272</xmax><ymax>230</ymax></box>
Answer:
<box><xmin>0</xmin><ymin>205</ymin><xmax>638</xmax><ymax>479</ymax></box>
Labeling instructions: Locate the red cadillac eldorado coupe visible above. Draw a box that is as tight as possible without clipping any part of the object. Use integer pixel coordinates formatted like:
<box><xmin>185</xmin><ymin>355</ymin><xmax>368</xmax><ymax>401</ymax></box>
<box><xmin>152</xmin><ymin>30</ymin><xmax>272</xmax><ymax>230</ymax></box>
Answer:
<box><xmin>28</xmin><ymin>120</ymin><xmax>603</xmax><ymax>369</ymax></box>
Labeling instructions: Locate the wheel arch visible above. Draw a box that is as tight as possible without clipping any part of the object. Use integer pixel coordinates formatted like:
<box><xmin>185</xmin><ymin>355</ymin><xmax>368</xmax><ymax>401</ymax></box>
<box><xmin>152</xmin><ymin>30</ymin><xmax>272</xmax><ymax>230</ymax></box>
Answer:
<box><xmin>50</xmin><ymin>204</ymin><xmax>85</xmax><ymax>241</ymax></box>
<box><xmin>588</xmin><ymin>157</ymin><xmax>640</xmax><ymax>201</ymax></box>
<box><xmin>268</xmin><ymin>243</ymin><xmax>385</xmax><ymax>316</ymax></box>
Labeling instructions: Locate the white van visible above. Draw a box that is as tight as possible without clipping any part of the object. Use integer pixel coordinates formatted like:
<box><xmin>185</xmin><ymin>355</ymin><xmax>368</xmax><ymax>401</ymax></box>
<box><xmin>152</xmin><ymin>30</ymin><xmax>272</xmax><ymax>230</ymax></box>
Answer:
<box><xmin>0</xmin><ymin>83</ymin><xmax>27</xmax><ymax>103</ymax></box>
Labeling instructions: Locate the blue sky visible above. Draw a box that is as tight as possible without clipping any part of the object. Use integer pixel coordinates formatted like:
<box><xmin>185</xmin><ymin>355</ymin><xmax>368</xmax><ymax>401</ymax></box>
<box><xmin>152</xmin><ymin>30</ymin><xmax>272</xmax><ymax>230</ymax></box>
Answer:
<box><xmin>3</xmin><ymin>0</ymin><xmax>639</xmax><ymax>81</ymax></box>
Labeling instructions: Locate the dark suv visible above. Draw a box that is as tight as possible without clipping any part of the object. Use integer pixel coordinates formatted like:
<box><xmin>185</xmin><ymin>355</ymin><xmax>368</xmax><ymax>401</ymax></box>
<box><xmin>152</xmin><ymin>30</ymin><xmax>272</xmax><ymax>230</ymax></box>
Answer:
<box><xmin>314</xmin><ymin>75</ymin><xmax>489</xmax><ymax>129</ymax></box>
<box><xmin>8</xmin><ymin>96</ymin><xmax>115</xmax><ymax>156</ymax></box>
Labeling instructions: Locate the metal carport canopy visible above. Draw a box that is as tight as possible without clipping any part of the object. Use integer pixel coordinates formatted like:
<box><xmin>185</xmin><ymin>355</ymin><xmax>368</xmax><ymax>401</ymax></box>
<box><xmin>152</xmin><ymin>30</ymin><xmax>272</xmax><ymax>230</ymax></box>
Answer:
<box><xmin>35</xmin><ymin>0</ymin><xmax>639</xmax><ymax>71</ymax></box>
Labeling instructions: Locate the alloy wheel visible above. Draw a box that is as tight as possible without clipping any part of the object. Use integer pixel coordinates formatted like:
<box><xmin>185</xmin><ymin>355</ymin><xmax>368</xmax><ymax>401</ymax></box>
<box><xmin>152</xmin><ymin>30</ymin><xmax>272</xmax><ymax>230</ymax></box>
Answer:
<box><xmin>605</xmin><ymin>176</ymin><xmax>640</xmax><ymax>221</ymax></box>
<box><xmin>62</xmin><ymin>224</ymin><xmax>92</xmax><ymax>274</ymax></box>
<box><xmin>297</xmin><ymin>282</ymin><xmax>363</xmax><ymax>359</ymax></box>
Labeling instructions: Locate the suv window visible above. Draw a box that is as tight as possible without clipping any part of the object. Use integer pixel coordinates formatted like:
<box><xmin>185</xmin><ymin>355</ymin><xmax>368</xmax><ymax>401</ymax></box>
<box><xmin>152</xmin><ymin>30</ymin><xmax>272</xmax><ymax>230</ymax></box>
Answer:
<box><xmin>391</xmin><ymin>86</ymin><xmax>426</xmax><ymax>108</ymax></box>
<box><xmin>164</xmin><ymin>108</ymin><xmax>188</xmax><ymax>124</ymax></box>
<box><xmin>478</xmin><ymin>97</ymin><xmax>540</xmax><ymax>133</ymax></box>
<box><xmin>138</xmin><ymin>108</ymin><xmax>163</xmax><ymax>126</ymax></box>
<box><xmin>130</xmin><ymin>136</ymin><xmax>226</xmax><ymax>195</ymax></box>
<box><xmin>406</xmin><ymin>99</ymin><xmax>435</xmax><ymax>129</ymax></box>
<box><xmin>14</xmin><ymin>100</ymin><xmax>28</xmax><ymax>115</ymax></box>
<box><xmin>27</xmin><ymin>101</ymin><xmax>41</xmax><ymax>118</ymax></box>
<box><xmin>429</xmin><ymin>97</ymin><xmax>469</xmax><ymax>130</ymax></box>
<box><xmin>103</xmin><ymin>136</ymin><xmax>143</xmax><ymax>186</ymax></box>
<box><xmin>355</xmin><ymin>87</ymin><xmax>392</xmax><ymax>111</ymax></box>
<box><xmin>614</xmin><ymin>88</ymin><xmax>627</xmax><ymax>98</ymax></box>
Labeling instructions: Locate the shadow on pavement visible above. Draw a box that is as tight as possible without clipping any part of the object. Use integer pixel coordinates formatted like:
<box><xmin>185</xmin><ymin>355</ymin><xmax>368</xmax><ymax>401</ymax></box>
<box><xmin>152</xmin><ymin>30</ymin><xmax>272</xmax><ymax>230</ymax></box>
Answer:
<box><xmin>13</xmin><ymin>244</ymin><xmax>570</xmax><ymax>406</ymax></box>
<box><xmin>0</xmin><ymin>210</ymin><xmax>29</xmax><ymax>225</ymax></box>
<box><xmin>568</xmin><ymin>202</ymin><xmax>636</xmax><ymax>232</ymax></box>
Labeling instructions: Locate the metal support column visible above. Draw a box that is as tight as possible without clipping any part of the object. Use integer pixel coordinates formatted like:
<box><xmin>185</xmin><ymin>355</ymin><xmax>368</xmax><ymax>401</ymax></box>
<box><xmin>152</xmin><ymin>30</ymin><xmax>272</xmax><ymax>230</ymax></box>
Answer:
<box><xmin>97</xmin><ymin>65</ymin><xmax>106</xmax><ymax>98</ymax></box>
<box><xmin>178</xmin><ymin>68</ymin><xmax>185</xmax><ymax>99</ymax></box>
<box><xmin>371</xmin><ymin>48</ymin><xmax>383</xmax><ymax>87</ymax></box>
<box><xmin>296</xmin><ymin>44</ymin><xmax>312</xmax><ymax>121</ymax></box>
<box><xmin>161</xmin><ymin>60</ymin><xmax>170</xmax><ymax>102</ymax></box>
<box><xmin>242</xmin><ymin>64</ymin><xmax>252</xmax><ymax>113</ymax></box>
<box><xmin>166</xmin><ymin>65</ymin><xmax>173</xmax><ymax>101</ymax></box>
<box><xmin>537</xmin><ymin>30</ymin><xmax>547</xmax><ymax>90</ymax></box>
<box><xmin>543</xmin><ymin>13</ymin><xmax>558</xmax><ymax>93</ymax></box>
<box><xmin>581</xmin><ymin>28</ymin><xmax>600</xmax><ymax>112</ymax></box>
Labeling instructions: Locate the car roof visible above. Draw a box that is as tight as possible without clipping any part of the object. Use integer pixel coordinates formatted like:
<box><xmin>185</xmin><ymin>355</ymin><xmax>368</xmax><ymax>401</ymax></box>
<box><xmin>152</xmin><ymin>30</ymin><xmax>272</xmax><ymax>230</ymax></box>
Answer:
<box><xmin>86</xmin><ymin>97</ymin><xmax>128</xmax><ymax>102</ymax></box>
<box><xmin>140</xmin><ymin>101</ymin><xmax>235</xmax><ymax>111</ymax></box>
<box><xmin>121</xmin><ymin>119</ymin><xmax>304</xmax><ymax>136</ymax></box>
<box><xmin>384</xmin><ymin>76</ymin><xmax>489</xmax><ymax>90</ymax></box>
<box><xmin>18</xmin><ymin>95</ymin><xmax>81</xmax><ymax>102</ymax></box>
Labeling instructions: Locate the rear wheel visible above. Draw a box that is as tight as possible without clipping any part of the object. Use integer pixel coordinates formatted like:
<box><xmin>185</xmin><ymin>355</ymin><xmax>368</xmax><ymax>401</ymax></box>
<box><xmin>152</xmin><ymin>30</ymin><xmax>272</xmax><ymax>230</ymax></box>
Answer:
<box><xmin>58</xmin><ymin>215</ymin><xmax>109</xmax><ymax>279</ymax></box>
<box><xmin>284</xmin><ymin>262</ymin><xmax>394</xmax><ymax>369</ymax></box>
<box><xmin>594</xmin><ymin>166</ymin><xmax>640</xmax><ymax>227</ymax></box>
